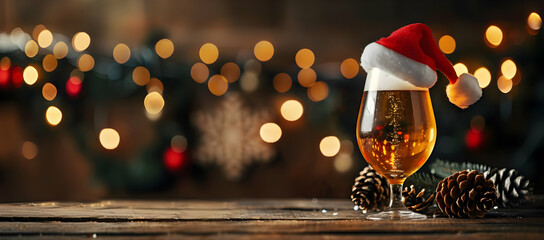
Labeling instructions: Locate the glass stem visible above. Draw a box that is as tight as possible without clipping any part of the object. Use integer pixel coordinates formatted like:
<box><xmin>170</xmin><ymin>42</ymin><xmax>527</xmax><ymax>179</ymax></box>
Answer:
<box><xmin>389</xmin><ymin>183</ymin><xmax>405</xmax><ymax>209</ymax></box>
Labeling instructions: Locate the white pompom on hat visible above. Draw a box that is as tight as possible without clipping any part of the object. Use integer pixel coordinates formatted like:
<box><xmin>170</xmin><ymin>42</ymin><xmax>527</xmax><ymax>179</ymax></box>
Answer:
<box><xmin>360</xmin><ymin>23</ymin><xmax>482</xmax><ymax>109</ymax></box>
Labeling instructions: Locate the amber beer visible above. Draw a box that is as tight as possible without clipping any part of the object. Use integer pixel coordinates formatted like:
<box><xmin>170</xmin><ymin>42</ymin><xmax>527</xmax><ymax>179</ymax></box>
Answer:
<box><xmin>356</xmin><ymin>90</ymin><xmax>436</xmax><ymax>184</ymax></box>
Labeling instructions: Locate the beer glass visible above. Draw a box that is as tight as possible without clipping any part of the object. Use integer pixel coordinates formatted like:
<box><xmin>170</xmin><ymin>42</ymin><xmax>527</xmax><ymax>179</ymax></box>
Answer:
<box><xmin>356</xmin><ymin>68</ymin><xmax>437</xmax><ymax>220</ymax></box>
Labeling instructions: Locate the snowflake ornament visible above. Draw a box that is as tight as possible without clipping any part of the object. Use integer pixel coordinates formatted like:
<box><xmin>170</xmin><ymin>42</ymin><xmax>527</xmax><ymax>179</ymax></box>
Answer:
<box><xmin>192</xmin><ymin>93</ymin><xmax>274</xmax><ymax>180</ymax></box>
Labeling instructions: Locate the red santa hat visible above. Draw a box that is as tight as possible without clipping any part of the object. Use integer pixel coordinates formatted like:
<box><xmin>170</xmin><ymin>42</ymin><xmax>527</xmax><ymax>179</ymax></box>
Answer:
<box><xmin>360</xmin><ymin>23</ymin><xmax>482</xmax><ymax>109</ymax></box>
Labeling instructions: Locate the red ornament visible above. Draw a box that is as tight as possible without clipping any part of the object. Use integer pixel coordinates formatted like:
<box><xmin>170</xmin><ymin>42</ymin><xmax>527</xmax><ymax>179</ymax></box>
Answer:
<box><xmin>66</xmin><ymin>76</ymin><xmax>82</xmax><ymax>98</ymax></box>
<box><xmin>163</xmin><ymin>147</ymin><xmax>187</xmax><ymax>172</ymax></box>
<box><xmin>11</xmin><ymin>67</ymin><xmax>23</xmax><ymax>88</ymax></box>
<box><xmin>465</xmin><ymin>129</ymin><xmax>483</xmax><ymax>149</ymax></box>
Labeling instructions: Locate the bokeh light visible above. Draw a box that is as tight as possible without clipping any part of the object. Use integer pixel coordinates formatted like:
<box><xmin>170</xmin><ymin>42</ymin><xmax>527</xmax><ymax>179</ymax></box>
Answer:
<box><xmin>240</xmin><ymin>72</ymin><xmax>259</xmax><ymax>92</ymax></box>
<box><xmin>42</xmin><ymin>54</ymin><xmax>57</xmax><ymax>72</ymax></box>
<box><xmin>438</xmin><ymin>35</ymin><xmax>456</xmax><ymax>54</ymax></box>
<box><xmin>132</xmin><ymin>66</ymin><xmax>150</xmax><ymax>86</ymax></box>
<box><xmin>25</xmin><ymin>40</ymin><xmax>39</xmax><ymax>58</ymax></box>
<box><xmin>1</xmin><ymin>57</ymin><xmax>10</xmax><ymax>70</ymax></box>
<box><xmin>42</xmin><ymin>83</ymin><xmax>57</xmax><ymax>101</ymax></box>
<box><xmin>474</xmin><ymin>67</ymin><xmax>491</xmax><ymax>88</ymax></box>
<box><xmin>72</xmin><ymin>32</ymin><xmax>91</xmax><ymax>52</ymax></box>
<box><xmin>77</xmin><ymin>54</ymin><xmax>95</xmax><ymax>72</ymax></box>
<box><xmin>297</xmin><ymin>68</ymin><xmax>316</xmax><ymax>87</ymax></box>
<box><xmin>171</xmin><ymin>135</ymin><xmax>188</xmax><ymax>153</ymax></box>
<box><xmin>334</xmin><ymin>153</ymin><xmax>353</xmax><ymax>173</ymax></box>
<box><xmin>485</xmin><ymin>25</ymin><xmax>503</xmax><ymax>47</ymax></box>
<box><xmin>45</xmin><ymin>106</ymin><xmax>62</xmax><ymax>126</ymax></box>
<box><xmin>307</xmin><ymin>81</ymin><xmax>329</xmax><ymax>102</ymax></box>
<box><xmin>146</xmin><ymin>78</ymin><xmax>164</xmax><ymax>94</ymax></box>
<box><xmin>208</xmin><ymin>74</ymin><xmax>228</xmax><ymax>96</ymax></box>
<box><xmin>99</xmin><ymin>128</ymin><xmax>120</xmax><ymax>150</ymax></box>
<box><xmin>220</xmin><ymin>62</ymin><xmax>241</xmax><ymax>83</ymax></box>
<box><xmin>22</xmin><ymin>141</ymin><xmax>38</xmax><ymax>160</ymax></box>
<box><xmin>260</xmin><ymin>123</ymin><xmax>282</xmax><ymax>143</ymax></box>
<box><xmin>501</xmin><ymin>59</ymin><xmax>517</xmax><ymax>79</ymax></box>
<box><xmin>23</xmin><ymin>66</ymin><xmax>38</xmax><ymax>85</ymax></box>
<box><xmin>11</xmin><ymin>67</ymin><xmax>23</xmax><ymax>88</ymax></box>
<box><xmin>295</xmin><ymin>48</ymin><xmax>315</xmax><ymax>69</ymax></box>
<box><xmin>199</xmin><ymin>43</ymin><xmax>219</xmax><ymax>64</ymax></box>
<box><xmin>497</xmin><ymin>75</ymin><xmax>513</xmax><ymax>93</ymax></box>
<box><xmin>53</xmin><ymin>41</ymin><xmax>68</xmax><ymax>59</ymax></box>
<box><xmin>66</xmin><ymin>76</ymin><xmax>82</xmax><ymax>98</ymax></box>
<box><xmin>320</xmin><ymin>136</ymin><xmax>341</xmax><ymax>157</ymax></box>
<box><xmin>273</xmin><ymin>73</ymin><xmax>292</xmax><ymax>93</ymax></box>
<box><xmin>113</xmin><ymin>43</ymin><xmax>131</xmax><ymax>64</ymax></box>
<box><xmin>280</xmin><ymin>100</ymin><xmax>303</xmax><ymax>121</ymax></box>
<box><xmin>32</xmin><ymin>24</ymin><xmax>46</xmax><ymax>41</ymax></box>
<box><xmin>144</xmin><ymin>92</ymin><xmax>165</xmax><ymax>114</ymax></box>
<box><xmin>244</xmin><ymin>59</ymin><xmax>261</xmax><ymax>74</ymax></box>
<box><xmin>155</xmin><ymin>39</ymin><xmax>174</xmax><ymax>59</ymax></box>
<box><xmin>254</xmin><ymin>40</ymin><xmax>274</xmax><ymax>62</ymax></box>
<box><xmin>164</xmin><ymin>147</ymin><xmax>186</xmax><ymax>172</ymax></box>
<box><xmin>191</xmin><ymin>62</ymin><xmax>209</xmax><ymax>83</ymax></box>
<box><xmin>340</xmin><ymin>58</ymin><xmax>359</xmax><ymax>79</ymax></box>
<box><xmin>528</xmin><ymin>12</ymin><xmax>542</xmax><ymax>31</ymax></box>
<box><xmin>37</xmin><ymin>29</ymin><xmax>53</xmax><ymax>48</ymax></box>
<box><xmin>453</xmin><ymin>63</ymin><xmax>468</xmax><ymax>76</ymax></box>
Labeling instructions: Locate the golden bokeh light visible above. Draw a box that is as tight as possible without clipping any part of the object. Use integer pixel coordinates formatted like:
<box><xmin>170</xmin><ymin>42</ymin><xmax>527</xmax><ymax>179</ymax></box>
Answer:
<box><xmin>144</xmin><ymin>91</ymin><xmax>165</xmax><ymax>114</ymax></box>
<box><xmin>497</xmin><ymin>75</ymin><xmax>513</xmax><ymax>93</ymax></box>
<box><xmin>53</xmin><ymin>41</ymin><xmax>69</xmax><ymax>59</ymax></box>
<box><xmin>199</xmin><ymin>43</ymin><xmax>219</xmax><ymax>64</ymax></box>
<box><xmin>334</xmin><ymin>153</ymin><xmax>353</xmax><ymax>173</ymax></box>
<box><xmin>72</xmin><ymin>32</ymin><xmax>91</xmax><ymax>52</ymax></box>
<box><xmin>297</xmin><ymin>68</ymin><xmax>317</xmax><ymax>87</ymax></box>
<box><xmin>113</xmin><ymin>43</ymin><xmax>131</xmax><ymax>64</ymax></box>
<box><xmin>340</xmin><ymin>58</ymin><xmax>359</xmax><ymax>79</ymax></box>
<box><xmin>37</xmin><ymin>29</ymin><xmax>53</xmax><ymax>48</ymax></box>
<box><xmin>0</xmin><ymin>57</ymin><xmax>10</xmax><ymax>70</ymax></box>
<box><xmin>42</xmin><ymin>83</ymin><xmax>57</xmax><ymax>101</ymax></box>
<box><xmin>32</xmin><ymin>24</ymin><xmax>46</xmax><ymax>41</ymax></box>
<box><xmin>42</xmin><ymin>54</ymin><xmax>57</xmax><ymax>72</ymax></box>
<box><xmin>190</xmin><ymin>62</ymin><xmax>209</xmax><ymax>83</ymax></box>
<box><xmin>438</xmin><ymin>35</ymin><xmax>456</xmax><ymax>54</ymax></box>
<box><xmin>453</xmin><ymin>63</ymin><xmax>468</xmax><ymax>76</ymax></box>
<box><xmin>22</xmin><ymin>141</ymin><xmax>38</xmax><ymax>160</ymax></box>
<box><xmin>240</xmin><ymin>72</ymin><xmax>259</xmax><ymax>92</ymax></box>
<box><xmin>501</xmin><ymin>59</ymin><xmax>517</xmax><ymax>79</ymax></box>
<box><xmin>528</xmin><ymin>12</ymin><xmax>542</xmax><ymax>31</ymax></box>
<box><xmin>307</xmin><ymin>81</ymin><xmax>329</xmax><ymax>102</ymax></box>
<box><xmin>171</xmin><ymin>135</ymin><xmax>188</xmax><ymax>153</ymax></box>
<box><xmin>146</xmin><ymin>78</ymin><xmax>164</xmax><ymax>94</ymax></box>
<box><xmin>485</xmin><ymin>25</ymin><xmax>503</xmax><ymax>47</ymax></box>
<box><xmin>320</xmin><ymin>136</ymin><xmax>341</xmax><ymax>157</ymax></box>
<box><xmin>132</xmin><ymin>66</ymin><xmax>150</xmax><ymax>86</ymax></box>
<box><xmin>99</xmin><ymin>128</ymin><xmax>120</xmax><ymax>150</ymax></box>
<box><xmin>295</xmin><ymin>48</ymin><xmax>315</xmax><ymax>69</ymax></box>
<box><xmin>474</xmin><ymin>67</ymin><xmax>491</xmax><ymax>88</ymax></box>
<box><xmin>77</xmin><ymin>54</ymin><xmax>95</xmax><ymax>72</ymax></box>
<box><xmin>155</xmin><ymin>39</ymin><xmax>174</xmax><ymax>59</ymax></box>
<box><xmin>254</xmin><ymin>40</ymin><xmax>274</xmax><ymax>62</ymax></box>
<box><xmin>260</xmin><ymin>123</ymin><xmax>282</xmax><ymax>143</ymax></box>
<box><xmin>25</xmin><ymin>40</ymin><xmax>39</xmax><ymax>58</ymax></box>
<box><xmin>23</xmin><ymin>66</ymin><xmax>38</xmax><ymax>85</ymax></box>
<box><xmin>280</xmin><ymin>100</ymin><xmax>303</xmax><ymax>121</ymax></box>
<box><xmin>273</xmin><ymin>73</ymin><xmax>292</xmax><ymax>93</ymax></box>
<box><xmin>45</xmin><ymin>106</ymin><xmax>62</xmax><ymax>126</ymax></box>
<box><xmin>208</xmin><ymin>74</ymin><xmax>228</xmax><ymax>96</ymax></box>
<box><xmin>220</xmin><ymin>62</ymin><xmax>241</xmax><ymax>83</ymax></box>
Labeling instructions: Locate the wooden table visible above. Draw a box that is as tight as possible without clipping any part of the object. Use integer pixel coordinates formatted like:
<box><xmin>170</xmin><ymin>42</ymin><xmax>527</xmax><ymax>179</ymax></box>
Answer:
<box><xmin>0</xmin><ymin>199</ymin><xmax>542</xmax><ymax>239</ymax></box>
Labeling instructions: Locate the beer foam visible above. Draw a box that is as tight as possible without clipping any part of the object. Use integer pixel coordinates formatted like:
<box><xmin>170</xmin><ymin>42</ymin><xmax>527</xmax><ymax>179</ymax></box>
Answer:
<box><xmin>364</xmin><ymin>68</ymin><xmax>428</xmax><ymax>91</ymax></box>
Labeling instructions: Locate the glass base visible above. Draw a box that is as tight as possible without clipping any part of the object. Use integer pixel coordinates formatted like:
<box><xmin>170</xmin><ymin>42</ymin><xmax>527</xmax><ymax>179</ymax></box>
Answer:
<box><xmin>366</xmin><ymin>209</ymin><xmax>427</xmax><ymax>220</ymax></box>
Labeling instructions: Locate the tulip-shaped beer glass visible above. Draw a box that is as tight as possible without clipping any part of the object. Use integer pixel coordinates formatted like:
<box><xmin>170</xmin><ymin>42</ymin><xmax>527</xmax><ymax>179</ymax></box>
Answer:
<box><xmin>356</xmin><ymin>68</ymin><xmax>437</xmax><ymax>220</ymax></box>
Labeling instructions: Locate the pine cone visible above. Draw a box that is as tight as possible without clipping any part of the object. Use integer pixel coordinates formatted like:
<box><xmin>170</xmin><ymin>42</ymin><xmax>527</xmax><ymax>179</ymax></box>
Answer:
<box><xmin>435</xmin><ymin>170</ymin><xmax>497</xmax><ymax>218</ymax></box>
<box><xmin>351</xmin><ymin>166</ymin><xmax>389</xmax><ymax>211</ymax></box>
<box><xmin>403</xmin><ymin>185</ymin><xmax>435</xmax><ymax>213</ymax></box>
<box><xmin>484</xmin><ymin>168</ymin><xmax>532</xmax><ymax>208</ymax></box>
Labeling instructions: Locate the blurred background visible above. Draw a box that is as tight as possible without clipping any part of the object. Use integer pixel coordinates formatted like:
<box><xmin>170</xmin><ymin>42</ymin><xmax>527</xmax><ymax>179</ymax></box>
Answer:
<box><xmin>0</xmin><ymin>0</ymin><xmax>543</xmax><ymax>202</ymax></box>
